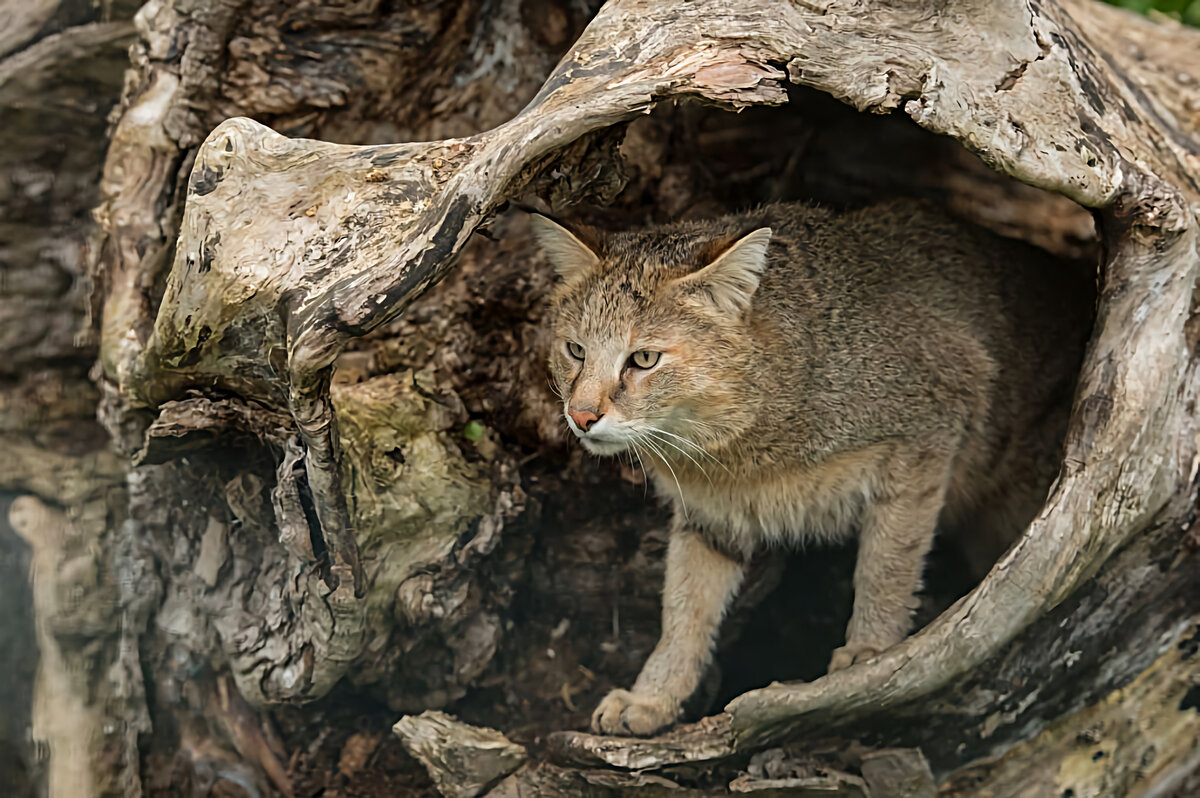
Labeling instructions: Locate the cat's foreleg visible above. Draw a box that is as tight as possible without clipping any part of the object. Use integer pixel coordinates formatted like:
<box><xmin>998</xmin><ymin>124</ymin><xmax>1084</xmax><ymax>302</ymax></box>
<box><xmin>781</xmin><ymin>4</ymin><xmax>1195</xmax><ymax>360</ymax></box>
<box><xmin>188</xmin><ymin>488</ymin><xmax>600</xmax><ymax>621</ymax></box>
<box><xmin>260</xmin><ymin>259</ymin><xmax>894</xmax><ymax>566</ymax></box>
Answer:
<box><xmin>592</xmin><ymin>526</ymin><xmax>744</xmax><ymax>736</ymax></box>
<box><xmin>829</xmin><ymin>453</ymin><xmax>949</xmax><ymax>672</ymax></box>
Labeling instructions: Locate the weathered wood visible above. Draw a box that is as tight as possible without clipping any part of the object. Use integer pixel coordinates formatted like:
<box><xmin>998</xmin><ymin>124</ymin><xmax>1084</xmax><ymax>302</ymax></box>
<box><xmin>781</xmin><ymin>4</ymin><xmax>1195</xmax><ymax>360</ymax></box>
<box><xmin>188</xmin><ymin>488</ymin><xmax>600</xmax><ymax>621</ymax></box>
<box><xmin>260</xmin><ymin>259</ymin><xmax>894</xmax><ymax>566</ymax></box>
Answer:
<box><xmin>107</xmin><ymin>8</ymin><xmax>1197</xmax><ymax>728</ymax></box>
<box><xmin>393</xmin><ymin>711</ymin><xmax>528</xmax><ymax>798</ymax></box>
<box><xmin>7</xmin><ymin>0</ymin><xmax>1199</xmax><ymax>794</ymax></box>
<box><xmin>548</xmin><ymin>713</ymin><xmax>735</xmax><ymax>770</ymax></box>
<box><xmin>109</xmin><ymin>0</ymin><xmax>1200</xmax><ymax>770</ymax></box>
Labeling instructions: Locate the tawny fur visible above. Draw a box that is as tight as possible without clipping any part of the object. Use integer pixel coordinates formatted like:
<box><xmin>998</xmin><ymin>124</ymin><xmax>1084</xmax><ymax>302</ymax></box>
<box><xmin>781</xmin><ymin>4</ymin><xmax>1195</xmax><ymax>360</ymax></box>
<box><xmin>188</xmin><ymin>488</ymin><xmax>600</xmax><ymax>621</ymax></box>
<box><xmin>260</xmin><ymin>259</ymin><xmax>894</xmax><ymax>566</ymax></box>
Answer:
<box><xmin>536</xmin><ymin>199</ymin><xmax>1093</xmax><ymax>737</ymax></box>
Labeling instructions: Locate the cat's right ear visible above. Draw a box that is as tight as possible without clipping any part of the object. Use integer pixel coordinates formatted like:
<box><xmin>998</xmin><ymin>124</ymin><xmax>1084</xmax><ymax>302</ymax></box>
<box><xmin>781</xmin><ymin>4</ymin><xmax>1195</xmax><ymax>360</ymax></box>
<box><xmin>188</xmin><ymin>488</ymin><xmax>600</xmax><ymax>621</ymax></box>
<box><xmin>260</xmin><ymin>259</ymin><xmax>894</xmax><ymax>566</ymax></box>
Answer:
<box><xmin>672</xmin><ymin>226</ymin><xmax>772</xmax><ymax>315</ymax></box>
<box><xmin>530</xmin><ymin>214</ymin><xmax>601</xmax><ymax>282</ymax></box>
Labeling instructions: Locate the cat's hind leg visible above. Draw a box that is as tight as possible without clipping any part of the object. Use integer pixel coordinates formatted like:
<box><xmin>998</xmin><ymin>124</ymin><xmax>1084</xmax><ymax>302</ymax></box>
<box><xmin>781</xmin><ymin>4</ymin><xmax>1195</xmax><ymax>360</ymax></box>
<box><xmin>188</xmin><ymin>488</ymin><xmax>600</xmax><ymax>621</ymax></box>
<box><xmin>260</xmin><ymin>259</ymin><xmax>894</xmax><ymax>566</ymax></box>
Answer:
<box><xmin>829</xmin><ymin>448</ymin><xmax>952</xmax><ymax>672</ymax></box>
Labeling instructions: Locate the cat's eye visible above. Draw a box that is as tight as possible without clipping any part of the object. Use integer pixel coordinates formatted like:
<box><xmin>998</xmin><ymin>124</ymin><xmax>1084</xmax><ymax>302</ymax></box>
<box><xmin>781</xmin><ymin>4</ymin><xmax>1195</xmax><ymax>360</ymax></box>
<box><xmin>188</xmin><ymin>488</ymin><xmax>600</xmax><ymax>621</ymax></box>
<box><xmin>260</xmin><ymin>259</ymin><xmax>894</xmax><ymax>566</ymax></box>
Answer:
<box><xmin>630</xmin><ymin>350</ymin><xmax>661</xmax><ymax>369</ymax></box>
<box><xmin>567</xmin><ymin>341</ymin><xmax>586</xmax><ymax>360</ymax></box>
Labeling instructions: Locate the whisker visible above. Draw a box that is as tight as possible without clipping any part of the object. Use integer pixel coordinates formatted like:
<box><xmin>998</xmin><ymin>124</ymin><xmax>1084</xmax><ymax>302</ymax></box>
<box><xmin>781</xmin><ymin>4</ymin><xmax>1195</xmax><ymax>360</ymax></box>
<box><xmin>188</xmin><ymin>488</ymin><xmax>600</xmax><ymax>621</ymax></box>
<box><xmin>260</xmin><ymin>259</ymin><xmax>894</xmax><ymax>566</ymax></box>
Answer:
<box><xmin>630</xmin><ymin>442</ymin><xmax>650</xmax><ymax>498</ymax></box>
<box><xmin>682</xmin><ymin>421</ymin><xmax>745</xmax><ymax>468</ymax></box>
<box><xmin>674</xmin><ymin>417</ymin><xmax>731</xmax><ymax>446</ymax></box>
<box><xmin>667</xmin><ymin>432</ymin><xmax>729</xmax><ymax>470</ymax></box>
<box><xmin>645</xmin><ymin>429</ymin><xmax>712</xmax><ymax>482</ymax></box>
<box><xmin>647</xmin><ymin>426</ymin><xmax>729</xmax><ymax>474</ymax></box>
<box><xmin>637</xmin><ymin>435</ymin><xmax>686</xmax><ymax>516</ymax></box>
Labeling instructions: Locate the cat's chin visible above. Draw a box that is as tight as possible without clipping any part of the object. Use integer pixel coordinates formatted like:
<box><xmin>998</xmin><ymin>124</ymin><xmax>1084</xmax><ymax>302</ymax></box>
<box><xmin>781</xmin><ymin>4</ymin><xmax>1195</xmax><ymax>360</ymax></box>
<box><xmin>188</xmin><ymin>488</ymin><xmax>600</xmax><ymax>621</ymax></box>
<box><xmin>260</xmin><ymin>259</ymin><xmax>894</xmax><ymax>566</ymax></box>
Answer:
<box><xmin>578</xmin><ymin>437</ymin><xmax>630</xmax><ymax>456</ymax></box>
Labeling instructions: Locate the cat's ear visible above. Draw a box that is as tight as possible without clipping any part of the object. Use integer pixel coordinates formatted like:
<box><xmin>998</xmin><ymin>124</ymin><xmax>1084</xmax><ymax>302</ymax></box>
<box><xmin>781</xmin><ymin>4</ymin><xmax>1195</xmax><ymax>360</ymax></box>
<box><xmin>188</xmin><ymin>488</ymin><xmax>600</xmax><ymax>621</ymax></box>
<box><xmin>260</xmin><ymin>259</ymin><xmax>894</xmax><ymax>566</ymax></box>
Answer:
<box><xmin>530</xmin><ymin>213</ymin><xmax>601</xmax><ymax>282</ymax></box>
<box><xmin>674</xmin><ymin>227</ymin><xmax>772</xmax><ymax>314</ymax></box>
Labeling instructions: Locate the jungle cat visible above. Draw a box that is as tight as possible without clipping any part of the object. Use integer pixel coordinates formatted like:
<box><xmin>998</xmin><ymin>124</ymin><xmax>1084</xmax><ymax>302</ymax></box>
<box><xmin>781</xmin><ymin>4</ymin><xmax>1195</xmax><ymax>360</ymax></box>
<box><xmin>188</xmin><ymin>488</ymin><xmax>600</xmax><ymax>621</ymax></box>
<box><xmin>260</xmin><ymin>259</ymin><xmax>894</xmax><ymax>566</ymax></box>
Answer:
<box><xmin>534</xmin><ymin>199</ymin><xmax>1093</xmax><ymax>737</ymax></box>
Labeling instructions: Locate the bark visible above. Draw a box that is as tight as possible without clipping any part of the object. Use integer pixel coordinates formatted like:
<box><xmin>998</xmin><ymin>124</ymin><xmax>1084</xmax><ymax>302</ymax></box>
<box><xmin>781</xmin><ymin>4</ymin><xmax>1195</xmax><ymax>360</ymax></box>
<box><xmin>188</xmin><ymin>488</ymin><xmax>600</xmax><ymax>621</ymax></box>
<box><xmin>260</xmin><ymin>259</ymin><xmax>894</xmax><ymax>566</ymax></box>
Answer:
<box><xmin>2</xmin><ymin>0</ymin><xmax>1199</xmax><ymax>796</ymax></box>
<box><xmin>394</xmin><ymin>712</ymin><xmax>528</xmax><ymax>798</ymax></box>
<box><xmin>0</xmin><ymin>1</ymin><xmax>141</xmax><ymax>794</ymax></box>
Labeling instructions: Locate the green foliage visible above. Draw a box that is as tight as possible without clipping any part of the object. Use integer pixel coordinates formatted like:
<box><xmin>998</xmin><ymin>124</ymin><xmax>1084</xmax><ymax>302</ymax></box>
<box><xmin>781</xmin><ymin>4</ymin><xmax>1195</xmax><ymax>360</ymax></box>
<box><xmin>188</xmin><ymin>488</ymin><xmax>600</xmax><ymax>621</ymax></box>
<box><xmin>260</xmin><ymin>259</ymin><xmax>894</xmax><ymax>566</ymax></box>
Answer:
<box><xmin>1104</xmin><ymin>0</ymin><xmax>1200</xmax><ymax>26</ymax></box>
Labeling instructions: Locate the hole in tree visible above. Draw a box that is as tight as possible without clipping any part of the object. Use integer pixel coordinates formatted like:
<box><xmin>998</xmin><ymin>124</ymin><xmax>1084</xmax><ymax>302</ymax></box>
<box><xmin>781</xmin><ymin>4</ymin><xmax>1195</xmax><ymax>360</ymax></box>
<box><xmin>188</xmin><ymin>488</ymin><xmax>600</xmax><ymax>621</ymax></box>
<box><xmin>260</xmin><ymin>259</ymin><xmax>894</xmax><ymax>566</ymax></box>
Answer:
<box><xmin>350</xmin><ymin>85</ymin><xmax>1098</xmax><ymax>740</ymax></box>
<box><xmin>509</xmin><ymin>85</ymin><xmax>1098</xmax><ymax>722</ymax></box>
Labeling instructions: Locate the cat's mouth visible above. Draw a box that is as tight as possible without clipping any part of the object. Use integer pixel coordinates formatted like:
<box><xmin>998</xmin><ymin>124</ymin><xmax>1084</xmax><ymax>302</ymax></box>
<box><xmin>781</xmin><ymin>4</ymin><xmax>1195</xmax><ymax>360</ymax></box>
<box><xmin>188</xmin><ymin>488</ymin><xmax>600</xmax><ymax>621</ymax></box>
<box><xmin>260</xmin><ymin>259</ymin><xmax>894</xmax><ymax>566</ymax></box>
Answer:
<box><xmin>564</xmin><ymin>412</ymin><xmax>633</xmax><ymax>456</ymax></box>
<box><xmin>577</xmin><ymin>435</ymin><xmax>630</xmax><ymax>456</ymax></box>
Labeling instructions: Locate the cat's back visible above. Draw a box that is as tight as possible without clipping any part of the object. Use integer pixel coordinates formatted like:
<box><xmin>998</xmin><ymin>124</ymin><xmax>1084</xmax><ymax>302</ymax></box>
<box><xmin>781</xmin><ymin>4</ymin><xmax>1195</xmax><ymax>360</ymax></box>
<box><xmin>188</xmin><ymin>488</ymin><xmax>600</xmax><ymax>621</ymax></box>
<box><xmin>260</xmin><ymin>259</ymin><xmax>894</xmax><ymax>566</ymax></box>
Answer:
<box><xmin>759</xmin><ymin>200</ymin><xmax>1038</xmax><ymax>312</ymax></box>
<box><xmin>752</xmin><ymin>198</ymin><xmax>1090</xmax><ymax>357</ymax></box>
<box><xmin>737</xmin><ymin>198</ymin><xmax>1092</xmax><ymax>465</ymax></box>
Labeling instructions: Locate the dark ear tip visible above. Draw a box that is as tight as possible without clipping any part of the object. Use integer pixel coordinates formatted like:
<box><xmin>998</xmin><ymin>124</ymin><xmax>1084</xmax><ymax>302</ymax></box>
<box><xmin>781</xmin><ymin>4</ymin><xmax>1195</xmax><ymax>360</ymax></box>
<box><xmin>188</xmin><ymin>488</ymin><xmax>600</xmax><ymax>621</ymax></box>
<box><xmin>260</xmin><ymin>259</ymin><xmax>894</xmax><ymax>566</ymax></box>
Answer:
<box><xmin>526</xmin><ymin>210</ymin><xmax>603</xmax><ymax>255</ymax></box>
<box><xmin>522</xmin><ymin>206</ymin><xmax>571</xmax><ymax>232</ymax></box>
<box><xmin>738</xmin><ymin>224</ymin><xmax>772</xmax><ymax>239</ymax></box>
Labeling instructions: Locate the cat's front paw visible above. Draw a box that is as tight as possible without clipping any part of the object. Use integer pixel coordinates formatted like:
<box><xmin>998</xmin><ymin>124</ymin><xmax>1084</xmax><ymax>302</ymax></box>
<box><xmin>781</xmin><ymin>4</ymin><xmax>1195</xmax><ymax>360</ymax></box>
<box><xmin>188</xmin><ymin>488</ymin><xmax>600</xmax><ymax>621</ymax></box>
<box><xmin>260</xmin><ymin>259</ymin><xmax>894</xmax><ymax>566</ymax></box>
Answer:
<box><xmin>827</xmin><ymin>642</ymin><xmax>881</xmax><ymax>672</ymax></box>
<box><xmin>591</xmin><ymin>689</ymin><xmax>679</xmax><ymax>736</ymax></box>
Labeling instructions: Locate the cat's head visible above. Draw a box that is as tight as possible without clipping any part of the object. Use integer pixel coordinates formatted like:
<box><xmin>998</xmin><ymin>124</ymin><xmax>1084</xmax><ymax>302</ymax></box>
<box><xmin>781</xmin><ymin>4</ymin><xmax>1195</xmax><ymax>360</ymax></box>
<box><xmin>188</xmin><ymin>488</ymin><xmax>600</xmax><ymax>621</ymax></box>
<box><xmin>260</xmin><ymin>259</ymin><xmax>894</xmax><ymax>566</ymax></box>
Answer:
<box><xmin>535</xmin><ymin>212</ymin><xmax>771</xmax><ymax>458</ymax></box>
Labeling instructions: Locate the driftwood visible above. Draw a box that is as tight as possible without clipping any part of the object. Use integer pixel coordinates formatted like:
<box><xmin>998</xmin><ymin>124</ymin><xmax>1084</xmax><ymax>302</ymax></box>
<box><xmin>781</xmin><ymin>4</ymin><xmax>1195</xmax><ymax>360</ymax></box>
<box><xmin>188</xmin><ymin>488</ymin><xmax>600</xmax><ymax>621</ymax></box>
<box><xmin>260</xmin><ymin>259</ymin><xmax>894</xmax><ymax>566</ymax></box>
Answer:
<box><xmin>3</xmin><ymin>0</ymin><xmax>1200</xmax><ymax>794</ymax></box>
<box><xmin>393</xmin><ymin>711</ymin><xmax>528</xmax><ymax>798</ymax></box>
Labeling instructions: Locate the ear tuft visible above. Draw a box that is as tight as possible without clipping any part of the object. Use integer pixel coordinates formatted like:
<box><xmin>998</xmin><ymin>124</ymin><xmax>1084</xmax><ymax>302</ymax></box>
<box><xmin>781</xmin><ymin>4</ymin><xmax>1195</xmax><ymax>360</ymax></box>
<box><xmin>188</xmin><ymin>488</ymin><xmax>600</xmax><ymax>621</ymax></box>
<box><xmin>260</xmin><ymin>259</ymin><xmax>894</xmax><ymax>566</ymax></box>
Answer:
<box><xmin>674</xmin><ymin>227</ymin><xmax>772</xmax><ymax>314</ymax></box>
<box><xmin>530</xmin><ymin>213</ymin><xmax>601</xmax><ymax>282</ymax></box>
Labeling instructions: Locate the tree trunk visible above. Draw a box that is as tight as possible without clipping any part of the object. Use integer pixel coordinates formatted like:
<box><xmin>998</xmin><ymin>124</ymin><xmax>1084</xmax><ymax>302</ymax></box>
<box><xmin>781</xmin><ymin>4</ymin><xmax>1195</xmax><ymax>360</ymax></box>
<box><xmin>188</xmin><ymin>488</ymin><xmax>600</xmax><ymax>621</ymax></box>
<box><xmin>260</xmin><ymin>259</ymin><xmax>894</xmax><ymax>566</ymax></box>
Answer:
<box><xmin>2</xmin><ymin>0</ymin><xmax>1198</xmax><ymax>796</ymax></box>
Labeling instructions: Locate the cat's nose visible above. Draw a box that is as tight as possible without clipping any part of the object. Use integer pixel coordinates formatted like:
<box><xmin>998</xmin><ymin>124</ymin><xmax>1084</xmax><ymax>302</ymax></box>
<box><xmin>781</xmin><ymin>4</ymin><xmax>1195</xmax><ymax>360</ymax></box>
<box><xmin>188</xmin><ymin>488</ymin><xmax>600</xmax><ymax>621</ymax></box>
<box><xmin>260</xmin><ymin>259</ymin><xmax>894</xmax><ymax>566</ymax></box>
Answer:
<box><xmin>569</xmin><ymin>408</ymin><xmax>602</xmax><ymax>431</ymax></box>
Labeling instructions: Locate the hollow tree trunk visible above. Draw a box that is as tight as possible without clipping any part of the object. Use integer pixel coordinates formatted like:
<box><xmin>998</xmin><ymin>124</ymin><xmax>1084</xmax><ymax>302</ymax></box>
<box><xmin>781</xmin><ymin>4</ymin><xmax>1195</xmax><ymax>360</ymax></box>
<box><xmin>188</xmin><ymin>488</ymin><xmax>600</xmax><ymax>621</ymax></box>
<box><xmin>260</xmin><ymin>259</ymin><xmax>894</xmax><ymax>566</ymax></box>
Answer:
<box><xmin>2</xmin><ymin>0</ymin><xmax>1199</xmax><ymax>796</ymax></box>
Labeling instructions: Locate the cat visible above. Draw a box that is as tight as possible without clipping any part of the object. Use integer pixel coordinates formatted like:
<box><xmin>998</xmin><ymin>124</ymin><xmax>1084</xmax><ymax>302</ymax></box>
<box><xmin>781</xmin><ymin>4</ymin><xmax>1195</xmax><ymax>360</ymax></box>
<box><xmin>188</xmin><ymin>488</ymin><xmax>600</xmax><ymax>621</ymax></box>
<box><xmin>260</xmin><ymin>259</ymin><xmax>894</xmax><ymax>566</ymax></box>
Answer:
<box><xmin>534</xmin><ymin>199</ymin><xmax>1093</xmax><ymax>737</ymax></box>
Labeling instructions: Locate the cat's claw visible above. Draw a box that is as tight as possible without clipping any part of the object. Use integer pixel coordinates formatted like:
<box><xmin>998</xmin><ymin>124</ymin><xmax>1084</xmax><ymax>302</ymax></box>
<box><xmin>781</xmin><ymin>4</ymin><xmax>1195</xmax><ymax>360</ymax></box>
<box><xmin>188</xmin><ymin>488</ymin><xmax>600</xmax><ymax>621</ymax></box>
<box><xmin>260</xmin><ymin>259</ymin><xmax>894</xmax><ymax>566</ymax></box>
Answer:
<box><xmin>591</xmin><ymin>689</ymin><xmax>678</xmax><ymax>737</ymax></box>
<box><xmin>827</xmin><ymin>642</ymin><xmax>881</xmax><ymax>672</ymax></box>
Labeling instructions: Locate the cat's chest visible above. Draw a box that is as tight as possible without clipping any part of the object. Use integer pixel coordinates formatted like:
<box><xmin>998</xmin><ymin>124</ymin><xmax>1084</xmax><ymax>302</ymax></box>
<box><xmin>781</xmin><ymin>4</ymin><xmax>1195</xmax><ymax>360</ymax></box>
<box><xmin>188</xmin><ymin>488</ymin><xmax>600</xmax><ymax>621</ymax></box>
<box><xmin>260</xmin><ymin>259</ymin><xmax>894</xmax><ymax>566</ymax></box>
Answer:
<box><xmin>649</xmin><ymin>444</ymin><xmax>891</xmax><ymax>554</ymax></box>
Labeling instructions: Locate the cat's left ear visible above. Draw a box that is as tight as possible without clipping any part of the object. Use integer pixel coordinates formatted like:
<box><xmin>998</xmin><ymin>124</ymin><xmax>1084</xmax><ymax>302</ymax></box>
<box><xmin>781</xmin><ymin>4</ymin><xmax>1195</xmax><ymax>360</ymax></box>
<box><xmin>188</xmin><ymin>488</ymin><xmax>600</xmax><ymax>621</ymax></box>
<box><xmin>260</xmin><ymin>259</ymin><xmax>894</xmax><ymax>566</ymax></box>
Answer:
<box><xmin>529</xmin><ymin>213</ymin><xmax>601</xmax><ymax>282</ymax></box>
<box><xmin>673</xmin><ymin>227</ymin><xmax>772</xmax><ymax>314</ymax></box>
